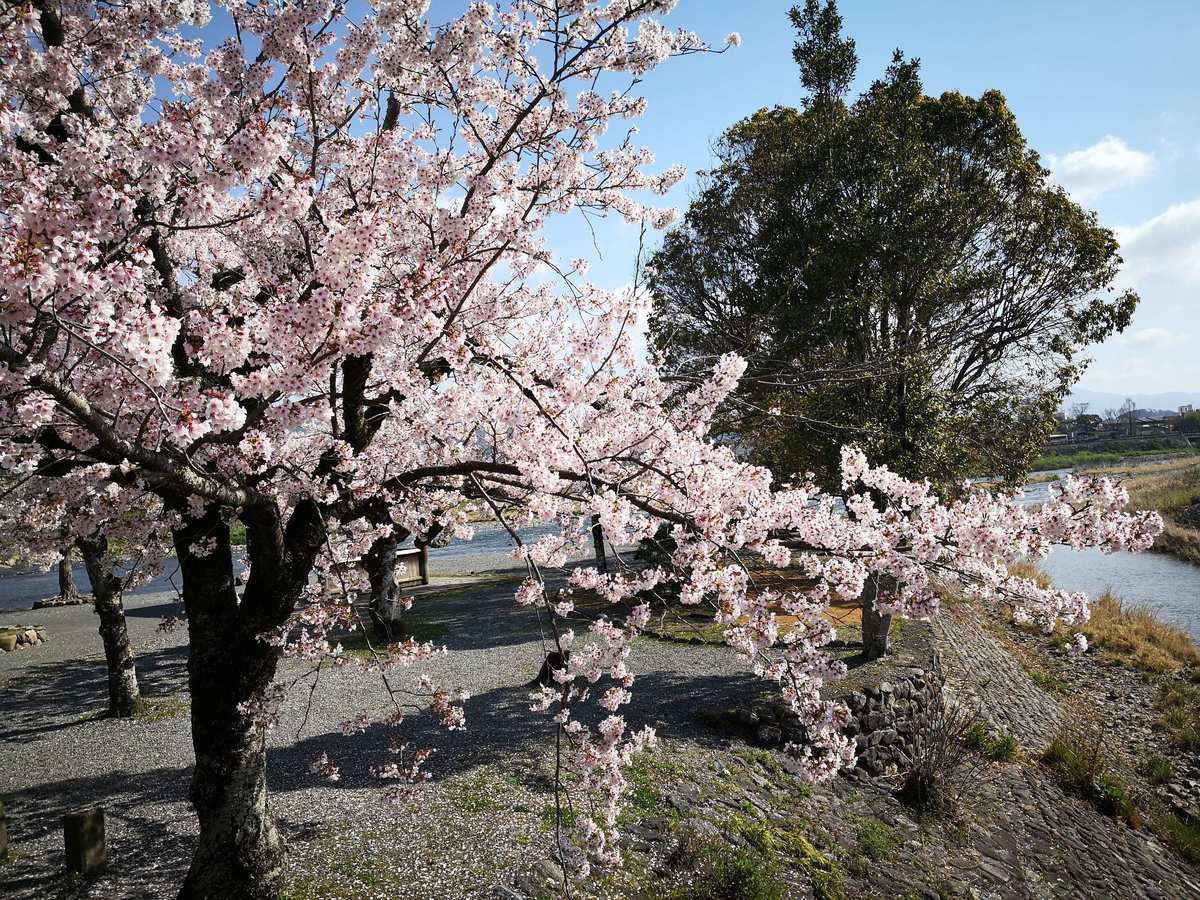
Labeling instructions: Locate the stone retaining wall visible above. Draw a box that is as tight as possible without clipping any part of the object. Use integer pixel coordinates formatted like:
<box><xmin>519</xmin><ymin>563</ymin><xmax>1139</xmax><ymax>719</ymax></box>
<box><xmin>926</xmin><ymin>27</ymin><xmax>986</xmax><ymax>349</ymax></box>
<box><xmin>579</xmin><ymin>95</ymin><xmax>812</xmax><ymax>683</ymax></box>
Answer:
<box><xmin>842</xmin><ymin>653</ymin><xmax>943</xmax><ymax>776</ymax></box>
<box><xmin>736</xmin><ymin>621</ymin><xmax>945</xmax><ymax>777</ymax></box>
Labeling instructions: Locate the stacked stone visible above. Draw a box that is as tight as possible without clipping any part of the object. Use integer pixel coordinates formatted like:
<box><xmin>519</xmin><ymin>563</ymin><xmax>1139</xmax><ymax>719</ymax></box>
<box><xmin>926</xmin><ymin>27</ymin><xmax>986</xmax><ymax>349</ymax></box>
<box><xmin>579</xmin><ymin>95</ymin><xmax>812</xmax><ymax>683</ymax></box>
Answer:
<box><xmin>0</xmin><ymin>625</ymin><xmax>48</xmax><ymax>651</ymax></box>
<box><xmin>735</xmin><ymin>623</ymin><xmax>946</xmax><ymax>778</ymax></box>
<box><xmin>843</xmin><ymin>663</ymin><xmax>944</xmax><ymax>776</ymax></box>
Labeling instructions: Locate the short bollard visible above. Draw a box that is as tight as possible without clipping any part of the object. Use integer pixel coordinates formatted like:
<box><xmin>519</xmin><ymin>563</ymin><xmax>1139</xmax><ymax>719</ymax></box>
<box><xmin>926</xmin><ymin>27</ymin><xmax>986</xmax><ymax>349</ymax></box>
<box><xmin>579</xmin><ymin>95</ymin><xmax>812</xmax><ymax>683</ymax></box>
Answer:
<box><xmin>63</xmin><ymin>808</ymin><xmax>105</xmax><ymax>876</ymax></box>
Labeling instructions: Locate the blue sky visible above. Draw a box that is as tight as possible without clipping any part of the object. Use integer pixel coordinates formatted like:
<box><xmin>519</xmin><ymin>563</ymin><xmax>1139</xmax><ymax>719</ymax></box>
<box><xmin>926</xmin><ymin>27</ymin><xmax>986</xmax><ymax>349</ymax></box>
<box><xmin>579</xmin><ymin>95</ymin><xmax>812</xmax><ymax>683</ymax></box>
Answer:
<box><xmin>540</xmin><ymin>1</ymin><xmax>1200</xmax><ymax>400</ymax></box>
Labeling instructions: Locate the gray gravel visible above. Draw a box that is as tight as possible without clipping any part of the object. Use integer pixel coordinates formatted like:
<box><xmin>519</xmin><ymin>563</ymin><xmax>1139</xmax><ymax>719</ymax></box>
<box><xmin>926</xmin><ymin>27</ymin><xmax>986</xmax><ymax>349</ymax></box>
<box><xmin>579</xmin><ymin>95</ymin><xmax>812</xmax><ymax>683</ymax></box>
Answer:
<box><xmin>0</xmin><ymin>557</ymin><xmax>757</xmax><ymax>899</ymax></box>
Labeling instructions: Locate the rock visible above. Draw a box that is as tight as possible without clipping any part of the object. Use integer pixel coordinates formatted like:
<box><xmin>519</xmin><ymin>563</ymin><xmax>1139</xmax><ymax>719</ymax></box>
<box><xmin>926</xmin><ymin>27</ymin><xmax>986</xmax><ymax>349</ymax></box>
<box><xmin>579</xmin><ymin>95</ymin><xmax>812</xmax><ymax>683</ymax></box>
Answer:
<box><xmin>23</xmin><ymin>629</ymin><xmax>39</xmax><ymax>645</ymax></box>
<box><xmin>756</xmin><ymin>725</ymin><xmax>783</xmax><ymax>746</ymax></box>
<box><xmin>532</xmin><ymin>858</ymin><xmax>564</xmax><ymax>887</ymax></box>
<box><xmin>0</xmin><ymin>633</ymin><xmax>15</xmax><ymax>652</ymax></box>
<box><xmin>666</xmin><ymin>792</ymin><xmax>693</xmax><ymax>814</ymax></box>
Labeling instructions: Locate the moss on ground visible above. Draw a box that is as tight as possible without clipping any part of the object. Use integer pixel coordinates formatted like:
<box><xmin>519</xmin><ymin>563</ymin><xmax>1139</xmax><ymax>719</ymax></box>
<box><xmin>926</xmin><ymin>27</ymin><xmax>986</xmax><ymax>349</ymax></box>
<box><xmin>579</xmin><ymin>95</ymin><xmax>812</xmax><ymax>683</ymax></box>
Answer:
<box><xmin>132</xmin><ymin>695</ymin><xmax>190</xmax><ymax>722</ymax></box>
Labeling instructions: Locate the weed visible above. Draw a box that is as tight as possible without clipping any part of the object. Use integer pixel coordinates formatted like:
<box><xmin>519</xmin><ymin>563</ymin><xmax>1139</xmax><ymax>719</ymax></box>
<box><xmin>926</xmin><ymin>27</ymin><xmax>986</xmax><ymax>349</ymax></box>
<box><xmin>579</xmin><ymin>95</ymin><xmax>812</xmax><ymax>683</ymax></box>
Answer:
<box><xmin>1137</xmin><ymin>754</ymin><xmax>1175</xmax><ymax>785</ymax></box>
<box><xmin>739</xmin><ymin>747</ymin><xmax>785</xmax><ymax>778</ymax></box>
<box><xmin>1041</xmin><ymin>727</ymin><xmax>1138</xmax><ymax>826</ymax></box>
<box><xmin>1081</xmin><ymin>592</ymin><xmax>1200</xmax><ymax>674</ymax></box>
<box><xmin>899</xmin><ymin>706</ymin><xmax>991</xmax><ymax>814</ymax></box>
<box><xmin>1027</xmin><ymin>667</ymin><xmax>1069</xmax><ymax>694</ymax></box>
<box><xmin>1150</xmin><ymin>811</ymin><xmax>1200</xmax><ymax>865</ymax></box>
<box><xmin>963</xmin><ymin>723</ymin><xmax>1019</xmax><ymax>762</ymax></box>
<box><xmin>855</xmin><ymin>817</ymin><xmax>898</xmax><ymax>860</ymax></box>
<box><xmin>1156</xmin><ymin>681</ymin><xmax>1200</xmax><ymax>751</ymax></box>
<box><xmin>720</xmin><ymin>813</ymin><xmax>844</xmax><ymax>900</ymax></box>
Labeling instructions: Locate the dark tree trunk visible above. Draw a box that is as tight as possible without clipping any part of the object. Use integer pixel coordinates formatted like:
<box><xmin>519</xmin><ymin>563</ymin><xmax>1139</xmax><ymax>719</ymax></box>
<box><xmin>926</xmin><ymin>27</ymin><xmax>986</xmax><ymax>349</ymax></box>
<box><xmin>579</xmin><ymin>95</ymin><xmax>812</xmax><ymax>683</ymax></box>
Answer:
<box><xmin>172</xmin><ymin>499</ymin><xmax>325</xmax><ymax>900</ymax></box>
<box><xmin>58</xmin><ymin>549</ymin><xmax>80</xmax><ymax>601</ymax></box>
<box><xmin>860</xmin><ymin>573</ymin><xmax>894</xmax><ymax>661</ymax></box>
<box><xmin>77</xmin><ymin>537</ymin><xmax>140</xmax><ymax>718</ymax></box>
<box><xmin>590</xmin><ymin>514</ymin><xmax>608</xmax><ymax>573</ymax></box>
<box><xmin>364</xmin><ymin>534</ymin><xmax>401</xmax><ymax>641</ymax></box>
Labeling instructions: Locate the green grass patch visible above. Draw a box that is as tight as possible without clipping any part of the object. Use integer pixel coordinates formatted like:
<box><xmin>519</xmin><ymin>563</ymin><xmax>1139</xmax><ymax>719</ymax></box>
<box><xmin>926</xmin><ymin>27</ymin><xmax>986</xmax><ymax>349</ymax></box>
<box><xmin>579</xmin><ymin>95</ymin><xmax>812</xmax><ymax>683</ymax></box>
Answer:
<box><xmin>1031</xmin><ymin>448</ymin><xmax>1194</xmax><ymax>471</ymax></box>
<box><xmin>1041</xmin><ymin>730</ymin><xmax>1138</xmax><ymax>826</ymax></box>
<box><xmin>1150</xmin><ymin>811</ymin><xmax>1200</xmax><ymax>865</ymax></box>
<box><xmin>964</xmin><ymin>723</ymin><xmax>1019</xmax><ymax>762</ymax></box>
<box><xmin>1156</xmin><ymin>681</ymin><xmax>1200</xmax><ymax>752</ymax></box>
<box><xmin>620</xmin><ymin>750</ymin><xmax>687</xmax><ymax>823</ymax></box>
<box><xmin>720</xmin><ymin>812</ymin><xmax>845</xmax><ymax>900</ymax></box>
<box><xmin>1136</xmin><ymin>754</ymin><xmax>1175</xmax><ymax>785</ymax></box>
<box><xmin>854</xmin><ymin>817</ymin><xmax>898</xmax><ymax>860</ymax></box>
<box><xmin>737</xmin><ymin>747</ymin><xmax>785</xmax><ymax>778</ymax></box>
<box><xmin>335</xmin><ymin>620</ymin><xmax>448</xmax><ymax>659</ymax></box>
<box><xmin>1026</xmin><ymin>666</ymin><xmax>1069</xmax><ymax>694</ymax></box>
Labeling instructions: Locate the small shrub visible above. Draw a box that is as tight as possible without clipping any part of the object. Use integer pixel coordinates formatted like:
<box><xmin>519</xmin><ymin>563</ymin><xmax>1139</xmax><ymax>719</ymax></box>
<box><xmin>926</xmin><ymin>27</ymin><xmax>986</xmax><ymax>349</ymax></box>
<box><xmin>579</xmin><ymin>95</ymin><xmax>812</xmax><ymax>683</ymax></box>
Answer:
<box><xmin>899</xmin><ymin>706</ymin><xmax>991</xmax><ymax>815</ymax></box>
<box><xmin>855</xmin><ymin>818</ymin><xmax>897</xmax><ymax>860</ymax></box>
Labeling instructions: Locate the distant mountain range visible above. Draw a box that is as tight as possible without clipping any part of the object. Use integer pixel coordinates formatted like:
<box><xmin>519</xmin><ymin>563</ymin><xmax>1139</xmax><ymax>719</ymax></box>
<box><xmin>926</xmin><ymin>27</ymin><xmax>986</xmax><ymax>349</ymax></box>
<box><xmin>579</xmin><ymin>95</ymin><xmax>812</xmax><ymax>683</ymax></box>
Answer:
<box><xmin>1064</xmin><ymin>389</ymin><xmax>1199</xmax><ymax>415</ymax></box>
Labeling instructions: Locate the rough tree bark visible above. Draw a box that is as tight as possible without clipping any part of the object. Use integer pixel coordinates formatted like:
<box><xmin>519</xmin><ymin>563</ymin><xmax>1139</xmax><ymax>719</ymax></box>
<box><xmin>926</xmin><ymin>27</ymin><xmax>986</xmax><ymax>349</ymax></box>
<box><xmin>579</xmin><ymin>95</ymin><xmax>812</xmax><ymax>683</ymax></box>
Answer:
<box><xmin>173</xmin><ymin>499</ymin><xmax>324</xmax><ymax>900</ymax></box>
<box><xmin>364</xmin><ymin>533</ymin><xmax>402</xmax><ymax>640</ymax></box>
<box><xmin>57</xmin><ymin>547</ymin><xmax>81</xmax><ymax>601</ymax></box>
<box><xmin>860</xmin><ymin>573</ymin><xmax>894</xmax><ymax>661</ymax></box>
<box><xmin>77</xmin><ymin>537</ymin><xmax>140</xmax><ymax>718</ymax></box>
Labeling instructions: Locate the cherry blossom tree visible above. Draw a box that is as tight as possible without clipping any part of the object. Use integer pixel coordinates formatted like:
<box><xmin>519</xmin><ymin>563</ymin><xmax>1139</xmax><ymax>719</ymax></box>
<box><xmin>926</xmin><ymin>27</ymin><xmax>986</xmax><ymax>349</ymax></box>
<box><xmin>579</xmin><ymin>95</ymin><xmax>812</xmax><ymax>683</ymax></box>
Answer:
<box><xmin>0</xmin><ymin>2</ymin><xmax>1160</xmax><ymax>898</ymax></box>
<box><xmin>0</xmin><ymin>466</ymin><xmax>166</xmax><ymax>716</ymax></box>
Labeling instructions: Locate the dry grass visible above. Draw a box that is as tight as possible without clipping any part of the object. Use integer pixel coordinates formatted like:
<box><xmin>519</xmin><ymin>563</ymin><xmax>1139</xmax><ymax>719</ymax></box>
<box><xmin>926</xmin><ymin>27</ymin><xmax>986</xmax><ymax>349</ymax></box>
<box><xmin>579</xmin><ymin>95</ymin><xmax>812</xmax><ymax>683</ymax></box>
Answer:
<box><xmin>1079</xmin><ymin>590</ymin><xmax>1200</xmax><ymax>674</ymax></box>
<box><xmin>1088</xmin><ymin>458</ymin><xmax>1200</xmax><ymax>565</ymax></box>
<box><xmin>1007</xmin><ymin>560</ymin><xmax>1199</xmax><ymax>674</ymax></box>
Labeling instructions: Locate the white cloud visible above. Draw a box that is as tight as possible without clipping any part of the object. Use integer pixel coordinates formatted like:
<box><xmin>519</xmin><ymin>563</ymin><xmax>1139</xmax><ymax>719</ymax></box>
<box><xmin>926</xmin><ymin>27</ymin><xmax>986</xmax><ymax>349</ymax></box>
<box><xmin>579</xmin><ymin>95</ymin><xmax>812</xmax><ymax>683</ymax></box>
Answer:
<box><xmin>1047</xmin><ymin>135</ymin><xmax>1154</xmax><ymax>203</ymax></box>
<box><xmin>1114</xmin><ymin>327</ymin><xmax>1191</xmax><ymax>350</ymax></box>
<box><xmin>1117</xmin><ymin>196</ymin><xmax>1200</xmax><ymax>284</ymax></box>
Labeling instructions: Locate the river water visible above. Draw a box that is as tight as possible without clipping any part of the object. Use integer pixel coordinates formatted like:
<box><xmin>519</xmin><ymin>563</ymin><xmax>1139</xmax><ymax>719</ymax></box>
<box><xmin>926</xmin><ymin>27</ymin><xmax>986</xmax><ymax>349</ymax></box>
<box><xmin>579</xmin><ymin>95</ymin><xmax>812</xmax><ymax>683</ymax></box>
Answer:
<box><xmin>3</xmin><ymin>484</ymin><xmax>1198</xmax><ymax>639</ymax></box>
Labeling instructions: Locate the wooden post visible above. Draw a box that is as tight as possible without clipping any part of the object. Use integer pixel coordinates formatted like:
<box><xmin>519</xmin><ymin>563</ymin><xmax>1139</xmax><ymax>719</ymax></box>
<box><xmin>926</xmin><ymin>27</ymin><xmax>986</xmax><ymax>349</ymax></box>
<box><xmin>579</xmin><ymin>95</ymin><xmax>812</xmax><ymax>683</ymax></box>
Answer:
<box><xmin>418</xmin><ymin>543</ymin><xmax>429</xmax><ymax>585</ymax></box>
<box><xmin>64</xmin><ymin>808</ymin><xmax>106</xmax><ymax>876</ymax></box>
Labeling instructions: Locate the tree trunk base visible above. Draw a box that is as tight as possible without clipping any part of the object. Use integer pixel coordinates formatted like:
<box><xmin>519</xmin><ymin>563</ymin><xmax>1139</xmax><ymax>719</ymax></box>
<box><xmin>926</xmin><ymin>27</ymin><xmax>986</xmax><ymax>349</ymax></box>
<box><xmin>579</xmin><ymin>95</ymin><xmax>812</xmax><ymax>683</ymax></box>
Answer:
<box><xmin>529</xmin><ymin>651</ymin><xmax>570</xmax><ymax>688</ymax></box>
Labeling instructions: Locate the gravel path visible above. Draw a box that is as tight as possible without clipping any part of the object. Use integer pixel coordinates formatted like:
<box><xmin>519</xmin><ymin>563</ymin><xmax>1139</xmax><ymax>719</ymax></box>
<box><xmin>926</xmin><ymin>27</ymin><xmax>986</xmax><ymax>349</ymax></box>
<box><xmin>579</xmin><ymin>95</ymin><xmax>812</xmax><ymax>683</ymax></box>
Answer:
<box><xmin>0</xmin><ymin>564</ymin><xmax>758</xmax><ymax>899</ymax></box>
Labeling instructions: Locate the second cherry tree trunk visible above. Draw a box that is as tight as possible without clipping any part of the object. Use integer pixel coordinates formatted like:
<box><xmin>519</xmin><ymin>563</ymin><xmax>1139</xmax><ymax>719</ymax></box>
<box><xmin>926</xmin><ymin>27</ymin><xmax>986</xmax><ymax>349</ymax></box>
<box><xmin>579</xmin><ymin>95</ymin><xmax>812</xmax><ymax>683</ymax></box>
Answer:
<box><xmin>860</xmin><ymin>573</ymin><xmax>894</xmax><ymax>661</ymax></box>
<box><xmin>77</xmin><ymin>538</ymin><xmax>140</xmax><ymax>718</ymax></box>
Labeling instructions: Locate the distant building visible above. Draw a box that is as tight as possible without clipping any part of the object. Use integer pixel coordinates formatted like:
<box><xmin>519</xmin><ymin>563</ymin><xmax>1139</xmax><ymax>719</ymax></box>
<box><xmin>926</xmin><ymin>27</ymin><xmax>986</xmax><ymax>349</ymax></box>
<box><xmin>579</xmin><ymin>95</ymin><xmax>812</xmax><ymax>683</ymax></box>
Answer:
<box><xmin>1182</xmin><ymin>404</ymin><xmax>1195</xmax><ymax>415</ymax></box>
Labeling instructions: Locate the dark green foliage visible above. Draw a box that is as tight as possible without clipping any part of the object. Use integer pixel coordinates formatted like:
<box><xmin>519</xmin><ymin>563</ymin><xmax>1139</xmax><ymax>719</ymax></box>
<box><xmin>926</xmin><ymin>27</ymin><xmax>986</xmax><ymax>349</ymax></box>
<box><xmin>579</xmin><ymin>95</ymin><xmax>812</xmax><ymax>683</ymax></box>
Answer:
<box><xmin>647</xmin><ymin>1</ymin><xmax>1136</xmax><ymax>493</ymax></box>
